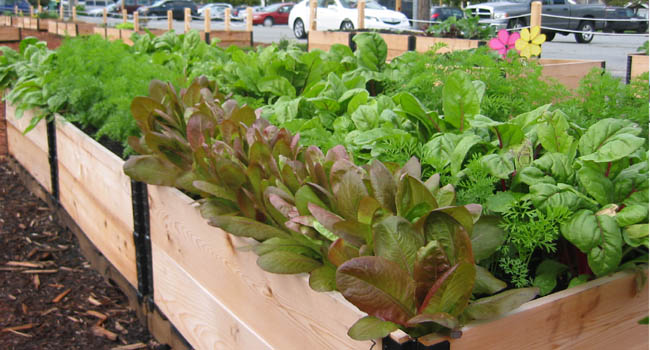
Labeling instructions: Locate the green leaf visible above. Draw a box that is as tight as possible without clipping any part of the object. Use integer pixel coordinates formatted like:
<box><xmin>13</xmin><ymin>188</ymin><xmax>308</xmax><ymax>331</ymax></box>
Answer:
<box><xmin>471</xmin><ymin>216</ymin><xmax>507</xmax><ymax>262</ymax></box>
<box><xmin>353</xmin><ymin>32</ymin><xmax>388</xmax><ymax>72</ymax></box>
<box><xmin>473</xmin><ymin>265</ymin><xmax>507</xmax><ymax>295</ymax></box>
<box><xmin>464</xmin><ymin>288</ymin><xmax>538</xmax><ymax>320</ymax></box>
<box><xmin>193</xmin><ymin>181</ymin><xmax>237</xmax><ymax>202</ymax></box>
<box><xmin>577</xmin><ymin>163</ymin><xmax>614</xmax><ymax>206</ymax></box>
<box><xmin>623</xmin><ymin>224</ymin><xmax>649</xmax><ymax>248</ymax></box>
<box><xmin>485</xmin><ymin>192</ymin><xmax>517</xmax><ymax>213</ymax></box>
<box><xmin>442</xmin><ymin>70</ymin><xmax>480</xmax><ymax>131</ymax></box>
<box><xmin>408</xmin><ymin>312</ymin><xmax>459</xmax><ymax>329</ymax></box>
<box><xmin>529</xmin><ymin>183</ymin><xmax>582</xmax><ymax>211</ymax></box>
<box><xmin>616</xmin><ymin>205</ymin><xmax>649</xmax><ymax>227</ymax></box>
<box><xmin>396</xmin><ymin>175</ymin><xmax>438</xmax><ymax>218</ymax></box>
<box><xmin>481</xmin><ymin>153</ymin><xmax>514</xmax><ymax>180</ymax></box>
<box><xmin>568</xmin><ymin>274</ymin><xmax>590</xmax><ymax>288</ymax></box>
<box><xmin>419</xmin><ymin>261</ymin><xmax>475</xmax><ymax>317</ymax></box>
<box><xmin>532</xmin><ymin>260</ymin><xmax>567</xmax><ymax>296</ymax></box>
<box><xmin>534</xmin><ymin>153</ymin><xmax>574</xmax><ymax>184</ymax></box>
<box><xmin>295</xmin><ymin>185</ymin><xmax>328</xmax><ymax>216</ymax></box>
<box><xmin>495</xmin><ymin>123</ymin><xmax>525</xmax><ymax>149</ymax></box>
<box><xmin>514</xmin><ymin>166</ymin><xmax>555</xmax><ymax>187</ymax></box>
<box><xmin>374</xmin><ymin>216</ymin><xmax>425</xmax><ymax>275</ymax></box>
<box><xmin>123</xmin><ymin>155</ymin><xmax>181</xmax><ymax>187</ymax></box>
<box><xmin>578</xmin><ymin>119</ymin><xmax>645</xmax><ymax>163</ymax></box>
<box><xmin>258</xmin><ymin>76</ymin><xmax>297</xmax><ymax>98</ymax></box>
<box><xmin>347</xmin><ymin>316</ymin><xmax>399</xmax><ymax>341</ymax></box>
<box><xmin>450</xmin><ymin>134</ymin><xmax>483</xmax><ymax>177</ymax></box>
<box><xmin>351</xmin><ymin>104</ymin><xmax>379</xmax><ymax>130</ymax></box>
<box><xmin>337</xmin><ymin>256</ymin><xmax>416</xmax><ymax>326</ymax></box>
<box><xmin>613</xmin><ymin>162</ymin><xmax>649</xmax><ymax>203</ymax></box>
<box><xmin>208</xmin><ymin>215</ymin><xmax>290</xmax><ymax>241</ymax></box>
<box><xmin>257</xmin><ymin>250</ymin><xmax>322</xmax><ymax>274</ymax></box>
<box><xmin>328</xmin><ymin>238</ymin><xmax>359</xmax><ymax>266</ymax></box>
<box><xmin>309</xmin><ymin>264</ymin><xmax>337</xmax><ymax>292</ymax></box>
<box><xmin>435</xmin><ymin>184</ymin><xmax>456</xmax><ymax>207</ymax></box>
<box><xmin>537</xmin><ymin>110</ymin><xmax>574</xmax><ymax>153</ymax></box>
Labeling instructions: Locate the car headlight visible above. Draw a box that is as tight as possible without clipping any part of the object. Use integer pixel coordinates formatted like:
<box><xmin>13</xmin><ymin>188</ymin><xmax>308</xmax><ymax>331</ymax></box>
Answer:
<box><xmin>493</xmin><ymin>12</ymin><xmax>508</xmax><ymax>19</ymax></box>
<box><xmin>365</xmin><ymin>16</ymin><xmax>379</xmax><ymax>22</ymax></box>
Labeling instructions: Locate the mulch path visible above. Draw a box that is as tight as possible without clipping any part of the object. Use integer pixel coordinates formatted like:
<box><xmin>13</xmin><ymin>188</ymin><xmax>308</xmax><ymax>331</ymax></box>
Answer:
<box><xmin>0</xmin><ymin>158</ymin><xmax>161</xmax><ymax>350</ymax></box>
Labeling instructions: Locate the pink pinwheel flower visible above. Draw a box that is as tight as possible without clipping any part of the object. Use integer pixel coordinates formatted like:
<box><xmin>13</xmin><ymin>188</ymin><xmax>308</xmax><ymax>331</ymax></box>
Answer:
<box><xmin>489</xmin><ymin>29</ymin><xmax>521</xmax><ymax>58</ymax></box>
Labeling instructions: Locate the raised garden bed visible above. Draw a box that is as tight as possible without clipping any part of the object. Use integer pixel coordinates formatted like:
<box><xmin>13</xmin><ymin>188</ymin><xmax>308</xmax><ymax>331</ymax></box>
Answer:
<box><xmin>0</xmin><ymin>26</ymin><xmax>21</xmax><ymax>42</ymax></box>
<box><xmin>538</xmin><ymin>58</ymin><xmax>605</xmax><ymax>90</ymax></box>
<box><xmin>200</xmin><ymin>30</ymin><xmax>253</xmax><ymax>47</ymax></box>
<box><xmin>627</xmin><ymin>53</ymin><xmax>649</xmax><ymax>84</ymax></box>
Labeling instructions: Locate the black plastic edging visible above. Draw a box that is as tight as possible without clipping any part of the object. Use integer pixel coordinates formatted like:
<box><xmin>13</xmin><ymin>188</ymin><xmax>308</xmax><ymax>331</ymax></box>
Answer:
<box><xmin>407</xmin><ymin>35</ymin><xmax>416</xmax><ymax>51</ymax></box>
<box><xmin>249</xmin><ymin>30</ymin><xmax>254</xmax><ymax>47</ymax></box>
<box><xmin>626</xmin><ymin>55</ymin><xmax>632</xmax><ymax>84</ymax></box>
<box><xmin>348</xmin><ymin>32</ymin><xmax>357</xmax><ymax>51</ymax></box>
<box><xmin>131</xmin><ymin>180</ymin><xmax>152</xmax><ymax>301</ymax></box>
<box><xmin>382</xmin><ymin>336</ymin><xmax>450</xmax><ymax>350</ymax></box>
<box><xmin>45</xmin><ymin>118</ymin><xmax>59</xmax><ymax>203</ymax></box>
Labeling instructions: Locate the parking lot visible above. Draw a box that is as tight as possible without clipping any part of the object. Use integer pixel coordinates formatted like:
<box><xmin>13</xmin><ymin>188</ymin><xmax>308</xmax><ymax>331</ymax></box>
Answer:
<box><xmin>81</xmin><ymin>15</ymin><xmax>648</xmax><ymax>78</ymax></box>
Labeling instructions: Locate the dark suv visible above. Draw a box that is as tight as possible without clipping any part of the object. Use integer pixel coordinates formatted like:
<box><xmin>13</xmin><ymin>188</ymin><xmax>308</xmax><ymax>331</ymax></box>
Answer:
<box><xmin>430</xmin><ymin>6</ymin><xmax>464</xmax><ymax>22</ymax></box>
<box><xmin>137</xmin><ymin>0</ymin><xmax>198</xmax><ymax>20</ymax></box>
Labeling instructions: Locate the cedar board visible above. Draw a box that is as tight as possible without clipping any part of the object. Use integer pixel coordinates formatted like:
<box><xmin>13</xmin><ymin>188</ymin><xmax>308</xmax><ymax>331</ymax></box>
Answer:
<box><xmin>106</xmin><ymin>27</ymin><xmax>121</xmax><ymax>41</ymax></box>
<box><xmin>148</xmin><ymin>185</ymin><xmax>372</xmax><ymax>350</ymax></box>
<box><xmin>55</xmin><ymin>116</ymin><xmax>138</xmax><ymax>288</ymax></box>
<box><xmin>628</xmin><ymin>53</ymin><xmax>649</xmax><ymax>80</ymax></box>
<box><xmin>202</xmin><ymin>30</ymin><xmax>252</xmax><ymax>47</ymax></box>
<box><xmin>380</xmin><ymin>33</ymin><xmax>409</xmax><ymax>61</ymax></box>
<box><xmin>415</xmin><ymin>36</ymin><xmax>481</xmax><ymax>54</ymax></box>
<box><xmin>47</xmin><ymin>19</ymin><xmax>56</xmax><ymax>34</ymax></box>
<box><xmin>5</xmin><ymin>102</ymin><xmax>51</xmax><ymax>193</ymax></box>
<box><xmin>0</xmin><ymin>26</ymin><xmax>20</xmax><ymax>41</ymax></box>
<box><xmin>308</xmin><ymin>30</ymin><xmax>350</xmax><ymax>52</ymax></box>
<box><xmin>539</xmin><ymin>58</ymin><xmax>604</xmax><ymax>90</ymax></box>
<box><xmin>93</xmin><ymin>26</ymin><xmax>106</xmax><ymax>39</ymax></box>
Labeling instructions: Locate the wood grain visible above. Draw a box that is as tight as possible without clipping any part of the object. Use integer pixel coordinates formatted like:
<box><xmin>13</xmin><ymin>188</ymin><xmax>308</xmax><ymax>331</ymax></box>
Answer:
<box><xmin>0</xmin><ymin>26</ymin><xmax>20</xmax><ymax>41</ymax></box>
<box><xmin>202</xmin><ymin>30</ymin><xmax>251</xmax><ymax>47</ymax></box>
<box><xmin>47</xmin><ymin>20</ymin><xmax>56</xmax><ymax>34</ymax></box>
<box><xmin>539</xmin><ymin>58</ymin><xmax>604</xmax><ymax>90</ymax></box>
<box><xmin>415</xmin><ymin>36</ymin><xmax>481</xmax><ymax>54</ymax></box>
<box><xmin>415</xmin><ymin>271</ymin><xmax>649</xmax><ymax>350</ymax></box>
<box><xmin>381</xmin><ymin>33</ymin><xmax>409</xmax><ymax>61</ymax></box>
<box><xmin>93</xmin><ymin>26</ymin><xmax>106</xmax><ymax>39</ymax></box>
<box><xmin>308</xmin><ymin>30</ymin><xmax>350</xmax><ymax>52</ymax></box>
<box><xmin>106</xmin><ymin>28</ymin><xmax>121</xmax><ymax>41</ymax></box>
<box><xmin>148</xmin><ymin>185</ymin><xmax>372</xmax><ymax>350</ymax></box>
<box><xmin>55</xmin><ymin>116</ymin><xmax>137</xmax><ymax>287</ymax></box>
<box><xmin>628</xmin><ymin>54</ymin><xmax>649</xmax><ymax>80</ymax></box>
<box><xmin>152</xmin><ymin>245</ymin><xmax>273</xmax><ymax>350</ymax></box>
<box><xmin>5</xmin><ymin>103</ymin><xmax>51</xmax><ymax>192</ymax></box>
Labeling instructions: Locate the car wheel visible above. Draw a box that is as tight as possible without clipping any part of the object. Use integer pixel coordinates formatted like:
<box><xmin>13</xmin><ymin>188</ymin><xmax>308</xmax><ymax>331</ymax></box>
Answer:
<box><xmin>293</xmin><ymin>18</ymin><xmax>307</xmax><ymax>39</ymax></box>
<box><xmin>574</xmin><ymin>21</ymin><xmax>595</xmax><ymax>43</ymax></box>
<box><xmin>637</xmin><ymin>25</ymin><xmax>648</xmax><ymax>34</ymax></box>
<box><xmin>544</xmin><ymin>31</ymin><xmax>555</xmax><ymax>41</ymax></box>
<box><xmin>264</xmin><ymin>17</ymin><xmax>273</xmax><ymax>27</ymax></box>
<box><xmin>340</xmin><ymin>20</ymin><xmax>354</xmax><ymax>31</ymax></box>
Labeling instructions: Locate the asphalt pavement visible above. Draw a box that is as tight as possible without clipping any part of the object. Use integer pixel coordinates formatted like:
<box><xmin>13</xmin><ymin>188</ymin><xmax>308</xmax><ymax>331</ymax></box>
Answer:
<box><xmin>81</xmin><ymin>15</ymin><xmax>648</xmax><ymax>78</ymax></box>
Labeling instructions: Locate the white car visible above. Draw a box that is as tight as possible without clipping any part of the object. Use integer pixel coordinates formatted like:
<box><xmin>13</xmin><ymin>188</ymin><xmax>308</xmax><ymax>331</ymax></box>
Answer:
<box><xmin>289</xmin><ymin>0</ymin><xmax>410</xmax><ymax>39</ymax></box>
<box><xmin>198</xmin><ymin>3</ymin><xmax>232</xmax><ymax>19</ymax></box>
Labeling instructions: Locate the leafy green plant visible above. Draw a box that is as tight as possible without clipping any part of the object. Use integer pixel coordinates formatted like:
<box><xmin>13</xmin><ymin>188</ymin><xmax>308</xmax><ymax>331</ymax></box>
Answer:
<box><xmin>115</xmin><ymin>22</ymin><xmax>134</xmax><ymax>30</ymax></box>
<box><xmin>638</xmin><ymin>40</ymin><xmax>649</xmax><ymax>55</ymax></box>
<box><xmin>426</xmin><ymin>11</ymin><xmax>495</xmax><ymax>40</ymax></box>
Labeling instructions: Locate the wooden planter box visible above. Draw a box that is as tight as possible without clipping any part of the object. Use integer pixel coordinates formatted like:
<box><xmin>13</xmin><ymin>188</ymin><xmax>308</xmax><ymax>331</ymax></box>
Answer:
<box><xmin>16</xmin><ymin>17</ymin><xmax>38</xmax><ymax>30</ymax></box>
<box><xmin>94</xmin><ymin>26</ymin><xmax>106</xmax><ymax>39</ymax></box>
<box><xmin>76</xmin><ymin>22</ymin><xmax>95</xmax><ymax>36</ymax></box>
<box><xmin>0</xmin><ymin>26</ymin><xmax>20</xmax><ymax>41</ymax></box>
<box><xmin>200</xmin><ymin>30</ymin><xmax>253</xmax><ymax>47</ymax></box>
<box><xmin>627</xmin><ymin>53</ymin><xmax>649</xmax><ymax>84</ymax></box>
<box><xmin>106</xmin><ymin>27</ymin><xmax>121</xmax><ymax>41</ymax></box>
<box><xmin>0</xmin><ymin>15</ymin><xmax>12</xmax><ymax>26</ymax></box>
<box><xmin>415</xmin><ymin>36</ymin><xmax>483</xmax><ymax>54</ymax></box>
<box><xmin>47</xmin><ymin>19</ymin><xmax>57</xmax><ymax>34</ymax></box>
<box><xmin>538</xmin><ymin>58</ymin><xmax>605</xmax><ymax>90</ymax></box>
<box><xmin>38</xmin><ymin>18</ymin><xmax>51</xmax><ymax>31</ymax></box>
<box><xmin>308</xmin><ymin>30</ymin><xmax>351</xmax><ymax>52</ymax></box>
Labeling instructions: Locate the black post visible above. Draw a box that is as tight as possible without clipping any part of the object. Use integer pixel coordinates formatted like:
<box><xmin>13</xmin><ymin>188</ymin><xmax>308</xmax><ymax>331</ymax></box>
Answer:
<box><xmin>46</xmin><ymin>118</ymin><xmax>59</xmax><ymax>203</ymax></box>
<box><xmin>131</xmin><ymin>180</ymin><xmax>152</xmax><ymax>300</ymax></box>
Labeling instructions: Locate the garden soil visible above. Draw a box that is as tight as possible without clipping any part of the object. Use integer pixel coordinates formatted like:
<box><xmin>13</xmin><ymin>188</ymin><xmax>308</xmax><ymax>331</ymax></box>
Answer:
<box><xmin>0</xmin><ymin>158</ymin><xmax>161</xmax><ymax>350</ymax></box>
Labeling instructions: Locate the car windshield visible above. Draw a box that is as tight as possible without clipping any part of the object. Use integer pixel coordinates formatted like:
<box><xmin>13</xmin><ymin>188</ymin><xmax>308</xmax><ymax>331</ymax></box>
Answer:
<box><xmin>259</xmin><ymin>3</ymin><xmax>283</xmax><ymax>11</ymax></box>
<box><xmin>340</xmin><ymin>0</ymin><xmax>384</xmax><ymax>9</ymax></box>
<box><xmin>151</xmin><ymin>0</ymin><xmax>166</xmax><ymax>7</ymax></box>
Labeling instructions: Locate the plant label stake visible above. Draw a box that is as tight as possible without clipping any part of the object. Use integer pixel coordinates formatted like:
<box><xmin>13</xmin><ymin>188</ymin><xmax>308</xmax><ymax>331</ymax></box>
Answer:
<box><xmin>184</xmin><ymin>8</ymin><xmax>190</xmax><ymax>33</ymax></box>
<box><xmin>167</xmin><ymin>10</ymin><xmax>172</xmax><ymax>31</ymax></box>
<box><xmin>204</xmin><ymin>8</ymin><xmax>210</xmax><ymax>33</ymax></box>
<box><xmin>531</xmin><ymin>1</ymin><xmax>542</xmax><ymax>28</ymax></box>
<box><xmin>246</xmin><ymin>7</ymin><xmax>253</xmax><ymax>31</ymax></box>
<box><xmin>357</xmin><ymin>0</ymin><xmax>365</xmax><ymax>30</ymax></box>
<box><xmin>309</xmin><ymin>0</ymin><xmax>316</xmax><ymax>31</ymax></box>
<box><xmin>134</xmin><ymin>11</ymin><xmax>139</xmax><ymax>32</ymax></box>
<box><xmin>224</xmin><ymin>8</ymin><xmax>231</xmax><ymax>31</ymax></box>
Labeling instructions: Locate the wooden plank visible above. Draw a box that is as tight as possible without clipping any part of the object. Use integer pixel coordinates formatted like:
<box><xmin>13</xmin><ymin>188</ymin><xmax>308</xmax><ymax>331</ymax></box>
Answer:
<box><xmin>0</xmin><ymin>26</ymin><xmax>20</xmax><ymax>41</ymax></box>
<box><xmin>380</xmin><ymin>33</ymin><xmax>409</xmax><ymax>61</ymax></box>
<box><xmin>204</xmin><ymin>30</ymin><xmax>251</xmax><ymax>47</ymax></box>
<box><xmin>415</xmin><ymin>36</ymin><xmax>481</xmax><ymax>54</ymax></box>
<box><xmin>94</xmin><ymin>26</ymin><xmax>106</xmax><ymax>39</ymax></box>
<box><xmin>308</xmin><ymin>30</ymin><xmax>349</xmax><ymax>52</ymax></box>
<box><xmin>152</xmin><ymin>245</ymin><xmax>272</xmax><ymax>350</ymax></box>
<box><xmin>148</xmin><ymin>185</ymin><xmax>371</xmax><ymax>350</ymax></box>
<box><xmin>629</xmin><ymin>53</ymin><xmax>649</xmax><ymax>80</ymax></box>
<box><xmin>65</xmin><ymin>22</ymin><xmax>78</xmax><ymax>37</ymax></box>
<box><xmin>38</xmin><ymin>18</ymin><xmax>50</xmax><ymax>31</ymax></box>
<box><xmin>48</xmin><ymin>20</ymin><xmax>56</xmax><ymax>34</ymax></box>
<box><xmin>55</xmin><ymin>116</ymin><xmax>137</xmax><ymax>287</ymax></box>
<box><xmin>539</xmin><ymin>58</ymin><xmax>604</xmax><ymax>90</ymax></box>
<box><xmin>416</xmin><ymin>271</ymin><xmax>649</xmax><ymax>349</ymax></box>
<box><xmin>106</xmin><ymin>27</ymin><xmax>121</xmax><ymax>41</ymax></box>
<box><xmin>76</xmin><ymin>22</ymin><xmax>95</xmax><ymax>36</ymax></box>
<box><xmin>5</xmin><ymin>103</ymin><xmax>51</xmax><ymax>192</ymax></box>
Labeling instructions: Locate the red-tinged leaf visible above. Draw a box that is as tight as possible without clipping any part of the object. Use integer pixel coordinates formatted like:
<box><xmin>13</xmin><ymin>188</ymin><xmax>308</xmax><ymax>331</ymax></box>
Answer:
<box><xmin>281</xmin><ymin>162</ymin><xmax>301</xmax><ymax>194</ymax></box>
<box><xmin>418</xmin><ymin>263</ymin><xmax>458</xmax><ymax>315</ymax></box>
<box><xmin>193</xmin><ymin>180</ymin><xmax>237</xmax><ymax>202</ymax></box>
<box><xmin>246</xmin><ymin>163</ymin><xmax>266</xmax><ymax>201</ymax></box>
<box><xmin>464</xmin><ymin>204</ymin><xmax>482</xmax><ymax>224</ymax></box>
<box><xmin>424</xmin><ymin>174</ymin><xmax>441</xmax><ymax>193</ymax></box>
<box><xmin>330</xmin><ymin>159</ymin><xmax>365</xmax><ymax>197</ymax></box>
<box><xmin>436</xmin><ymin>184</ymin><xmax>456</xmax><ymax>207</ymax></box>
<box><xmin>325</xmin><ymin>145</ymin><xmax>351</xmax><ymax>163</ymax></box>
<box><xmin>413</xmin><ymin>241</ymin><xmax>451</xmax><ymax>306</ymax></box>
<box><xmin>131</xmin><ymin>96</ymin><xmax>165</xmax><ymax>132</ymax></box>
<box><xmin>295</xmin><ymin>185</ymin><xmax>328</xmax><ymax>216</ymax></box>
<box><xmin>237</xmin><ymin>189</ymin><xmax>257</xmax><ymax>219</ymax></box>
<box><xmin>257</xmin><ymin>250</ymin><xmax>322</xmax><ymax>274</ymax></box>
<box><xmin>358</xmin><ymin>196</ymin><xmax>381</xmax><ymax>225</ymax></box>
<box><xmin>123</xmin><ymin>155</ymin><xmax>182</xmax><ymax>187</ymax></box>
<box><xmin>198</xmin><ymin>198</ymin><xmax>239</xmax><ymax>221</ymax></box>
<box><xmin>272</xmin><ymin>137</ymin><xmax>292</xmax><ymax>162</ymax></box>
<box><xmin>396</xmin><ymin>175</ymin><xmax>438</xmax><ymax>218</ymax></box>
<box><xmin>309</xmin><ymin>264</ymin><xmax>337</xmax><ymax>291</ymax></box>
<box><xmin>347</xmin><ymin>316</ymin><xmax>399</xmax><ymax>341</ymax></box>
<box><xmin>368</xmin><ymin>160</ymin><xmax>397</xmax><ymax>213</ymax></box>
<box><xmin>374</xmin><ymin>216</ymin><xmax>424</xmax><ymax>275</ymax></box>
<box><xmin>415</xmin><ymin>209</ymin><xmax>475</xmax><ymax>265</ymax></box>
<box><xmin>432</xmin><ymin>206</ymin><xmax>475</xmax><ymax>237</ymax></box>
<box><xmin>397</xmin><ymin>157</ymin><xmax>421</xmax><ymax>180</ymax></box>
<box><xmin>208</xmin><ymin>215</ymin><xmax>290</xmax><ymax>241</ymax></box>
<box><xmin>328</xmin><ymin>238</ymin><xmax>360</xmax><ymax>266</ymax></box>
<box><xmin>336</xmin><ymin>256</ymin><xmax>416</xmax><ymax>326</ymax></box>
<box><xmin>269</xmin><ymin>193</ymin><xmax>299</xmax><ymax>220</ymax></box>
<box><xmin>127</xmin><ymin>135</ymin><xmax>148</xmax><ymax>155</ymax></box>
<box><xmin>308</xmin><ymin>203</ymin><xmax>343</xmax><ymax>232</ymax></box>
<box><xmin>290</xmin><ymin>215</ymin><xmax>313</xmax><ymax>227</ymax></box>
<box><xmin>419</xmin><ymin>261</ymin><xmax>475</xmax><ymax>317</ymax></box>
<box><xmin>464</xmin><ymin>287</ymin><xmax>539</xmax><ymax>320</ymax></box>
<box><xmin>290</xmin><ymin>134</ymin><xmax>301</xmax><ymax>158</ymax></box>
<box><xmin>216</xmin><ymin>159</ymin><xmax>247</xmax><ymax>190</ymax></box>
<box><xmin>186</xmin><ymin>112</ymin><xmax>217</xmax><ymax>151</ymax></box>
<box><xmin>148</xmin><ymin>79</ymin><xmax>169</xmax><ymax>102</ymax></box>
<box><xmin>230</xmin><ymin>105</ymin><xmax>256</xmax><ymax>126</ymax></box>
<box><xmin>219</xmin><ymin>119</ymin><xmax>239</xmax><ymax>146</ymax></box>
<box><xmin>181</xmin><ymin>80</ymin><xmax>202</xmax><ymax>107</ymax></box>
<box><xmin>408</xmin><ymin>312</ymin><xmax>459</xmax><ymax>329</ymax></box>
<box><xmin>334</xmin><ymin>170</ymin><xmax>369</xmax><ymax>221</ymax></box>
<box><xmin>332</xmin><ymin>220</ymin><xmax>370</xmax><ymax>247</ymax></box>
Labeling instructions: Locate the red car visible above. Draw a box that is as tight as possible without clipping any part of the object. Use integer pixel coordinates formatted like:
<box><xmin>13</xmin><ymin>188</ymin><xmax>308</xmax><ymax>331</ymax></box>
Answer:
<box><xmin>251</xmin><ymin>2</ymin><xmax>294</xmax><ymax>26</ymax></box>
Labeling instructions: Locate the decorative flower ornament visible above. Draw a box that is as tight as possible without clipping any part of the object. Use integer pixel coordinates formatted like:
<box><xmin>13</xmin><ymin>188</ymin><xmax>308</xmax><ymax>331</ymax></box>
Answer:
<box><xmin>489</xmin><ymin>29</ymin><xmax>520</xmax><ymax>58</ymax></box>
<box><xmin>515</xmin><ymin>26</ymin><xmax>546</xmax><ymax>59</ymax></box>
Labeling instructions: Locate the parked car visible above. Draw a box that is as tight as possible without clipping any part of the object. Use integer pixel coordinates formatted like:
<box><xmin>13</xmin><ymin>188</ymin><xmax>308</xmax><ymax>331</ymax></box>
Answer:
<box><xmin>198</xmin><ymin>2</ymin><xmax>231</xmax><ymax>19</ymax></box>
<box><xmin>289</xmin><ymin>0</ymin><xmax>410</xmax><ymax>39</ymax></box>
<box><xmin>604</xmin><ymin>6</ymin><xmax>648</xmax><ymax>33</ymax></box>
<box><xmin>250</xmin><ymin>2</ymin><xmax>294</xmax><ymax>26</ymax></box>
<box><xmin>87</xmin><ymin>1</ymin><xmax>119</xmax><ymax>15</ymax></box>
<box><xmin>0</xmin><ymin>0</ymin><xmax>31</xmax><ymax>13</ymax></box>
<box><xmin>137</xmin><ymin>0</ymin><xmax>198</xmax><ymax>19</ymax></box>
<box><xmin>231</xmin><ymin>5</ymin><xmax>248</xmax><ymax>20</ymax></box>
<box><xmin>113</xmin><ymin>0</ymin><xmax>155</xmax><ymax>14</ymax></box>
<box><xmin>430</xmin><ymin>6</ymin><xmax>464</xmax><ymax>23</ymax></box>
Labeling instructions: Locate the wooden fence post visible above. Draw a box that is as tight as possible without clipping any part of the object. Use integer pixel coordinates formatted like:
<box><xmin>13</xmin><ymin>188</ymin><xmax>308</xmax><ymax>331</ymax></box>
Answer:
<box><xmin>395</xmin><ymin>0</ymin><xmax>401</xmax><ymax>12</ymax></box>
<box><xmin>59</xmin><ymin>4</ymin><xmax>63</xmax><ymax>19</ymax></box>
<box><xmin>204</xmin><ymin>8</ymin><xmax>210</xmax><ymax>32</ymax></box>
<box><xmin>72</xmin><ymin>6</ymin><xmax>76</xmax><ymax>22</ymax></box>
<box><xmin>224</xmin><ymin>8</ymin><xmax>231</xmax><ymax>31</ymax></box>
<box><xmin>309</xmin><ymin>0</ymin><xmax>316</xmax><ymax>31</ymax></box>
<box><xmin>531</xmin><ymin>1</ymin><xmax>542</xmax><ymax>28</ymax></box>
<box><xmin>134</xmin><ymin>11</ymin><xmax>139</xmax><ymax>32</ymax></box>
<box><xmin>357</xmin><ymin>0</ymin><xmax>365</xmax><ymax>30</ymax></box>
<box><xmin>14</xmin><ymin>5</ymin><xmax>17</xmax><ymax>15</ymax></box>
<box><xmin>103</xmin><ymin>8</ymin><xmax>107</xmax><ymax>26</ymax></box>
<box><xmin>246</xmin><ymin>7</ymin><xmax>252</xmax><ymax>31</ymax></box>
<box><xmin>29</xmin><ymin>6</ymin><xmax>33</xmax><ymax>17</ymax></box>
<box><xmin>184</xmin><ymin>7</ymin><xmax>190</xmax><ymax>32</ymax></box>
<box><xmin>122</xmin><ymin>9</ymin><xmax>127</xmax><ymax>23</ymax></box>
<box><xmin>37</xmin><ymin>4</ymin><xmax>42</xmax><ymax>14</ymax></box>
<box><xmin>167</xmin><ymin>10</ymin><xmax>172</xmax><ymax>31</ymax></box>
